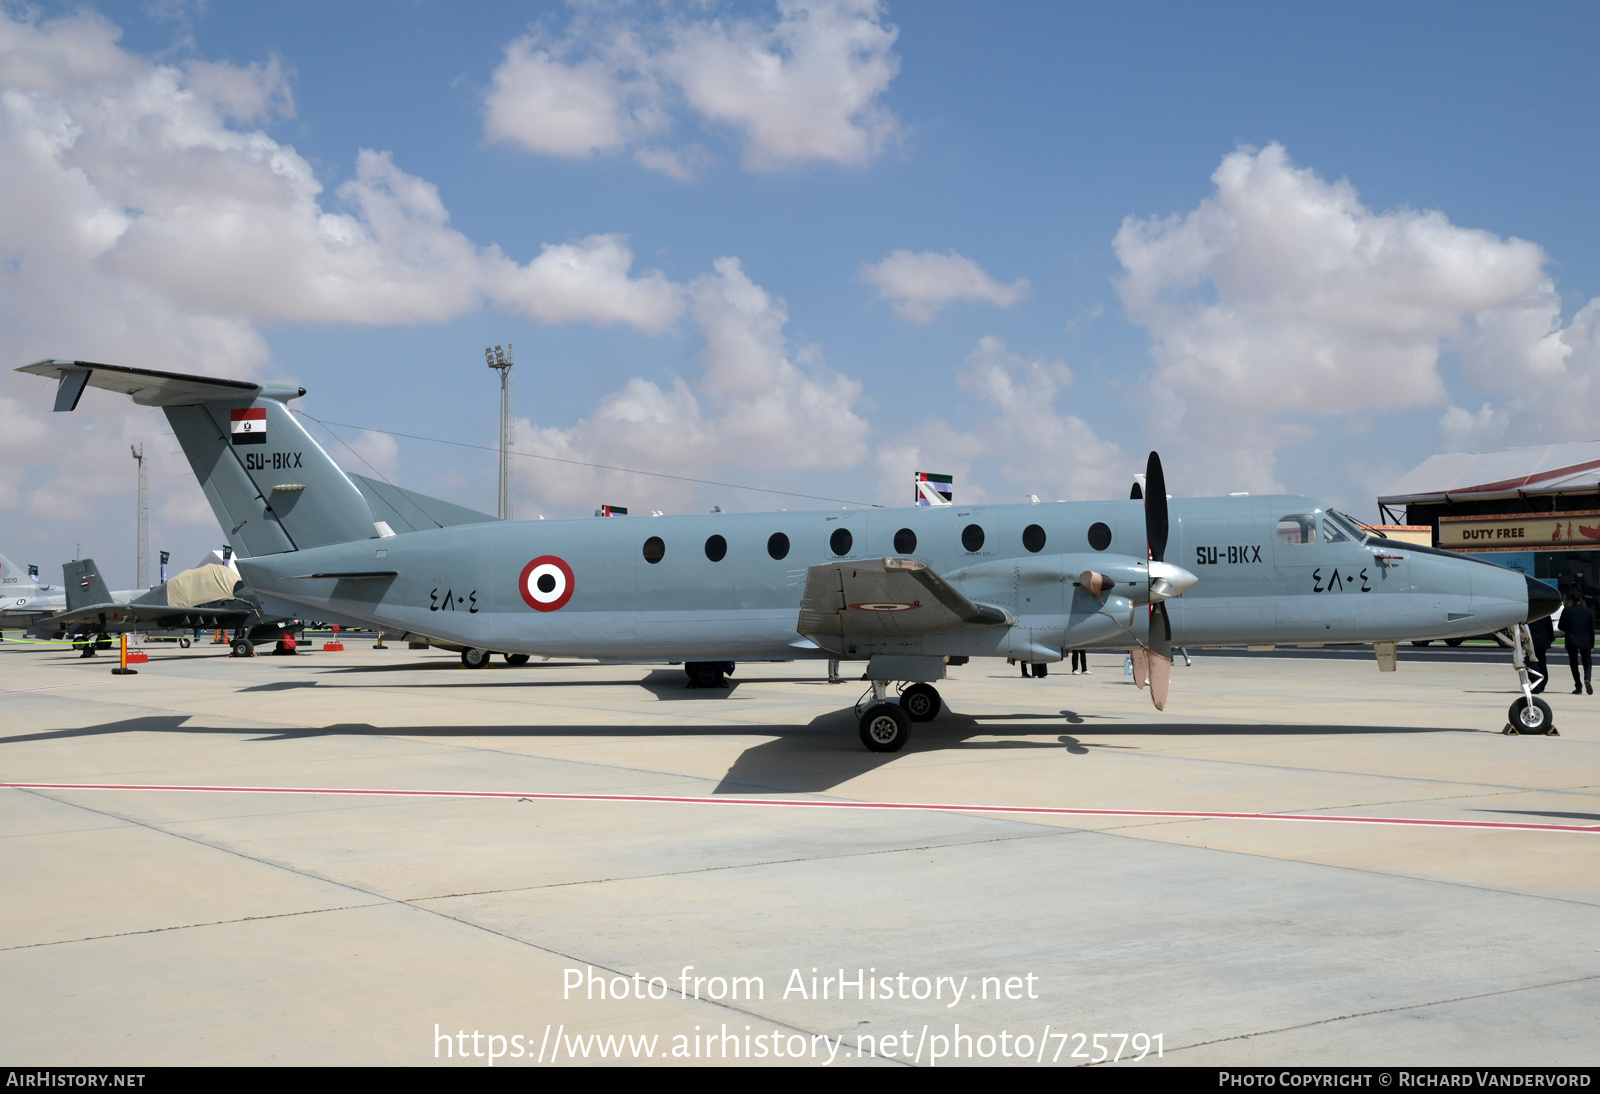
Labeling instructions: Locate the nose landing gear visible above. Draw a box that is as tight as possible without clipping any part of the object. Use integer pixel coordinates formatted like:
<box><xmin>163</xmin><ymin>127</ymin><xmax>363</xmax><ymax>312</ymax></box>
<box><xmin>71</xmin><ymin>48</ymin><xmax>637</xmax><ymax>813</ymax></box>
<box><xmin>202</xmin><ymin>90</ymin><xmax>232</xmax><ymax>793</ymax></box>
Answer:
<box><xmin>1504</xmin><ymin>624</ymin><xmax>1559</xmax><ymax>735</ymax></box>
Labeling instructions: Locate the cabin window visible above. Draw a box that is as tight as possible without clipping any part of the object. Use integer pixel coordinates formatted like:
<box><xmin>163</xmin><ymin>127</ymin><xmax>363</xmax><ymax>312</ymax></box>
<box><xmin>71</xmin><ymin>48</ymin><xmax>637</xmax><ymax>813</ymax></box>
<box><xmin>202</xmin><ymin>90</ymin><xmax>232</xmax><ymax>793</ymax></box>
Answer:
<box><xmin>961</xmin><ymin>524</ymin><xmax>985</xmax><ymax>552</ymax></box>
<box><xmin>642</xmin><ymin>536</ymin><xmax>666</xmax><ymax>564</ymax></box>
<box><xmin>767</xmin><ymin>532</ymin><xmax>789</xmax><ymax>560</ymax></box>
<box><xmin>894</xmin><ymin>527</ymin><xmax>917</xmax><ymax>554</ymax></box>
<box><xmin>1276</xmin><ymin>515</ymin><xmax>1316</xmax><ymax>545</ymax></box>
<box><xmin>1022</xmin><ymin>524</ymin><xmax>1046</xmax><ymax>553</ymax></box>
<box><xmin>830</xmin><ymin>527</ymin><xmax>853</xmax><ymax>556</ymax></box>
<box><xmin>1087</xmin><ymin>522</ymin><xmax>1112</xmax><ymax>551</ymax></box>
<box><xmin>705</xmin><ymin>534</ymin><xmax>727</xmax><ymax>562</ymax></box>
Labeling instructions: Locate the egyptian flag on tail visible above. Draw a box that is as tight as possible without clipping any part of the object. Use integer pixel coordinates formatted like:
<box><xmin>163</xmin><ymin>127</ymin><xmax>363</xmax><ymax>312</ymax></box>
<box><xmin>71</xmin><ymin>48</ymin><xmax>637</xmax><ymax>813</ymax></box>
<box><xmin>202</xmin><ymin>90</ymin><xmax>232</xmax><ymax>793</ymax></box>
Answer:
<box><xmin>231</xmin><ymin>408</ymin><xmax>266</xmax><ymax>445</ymax></box>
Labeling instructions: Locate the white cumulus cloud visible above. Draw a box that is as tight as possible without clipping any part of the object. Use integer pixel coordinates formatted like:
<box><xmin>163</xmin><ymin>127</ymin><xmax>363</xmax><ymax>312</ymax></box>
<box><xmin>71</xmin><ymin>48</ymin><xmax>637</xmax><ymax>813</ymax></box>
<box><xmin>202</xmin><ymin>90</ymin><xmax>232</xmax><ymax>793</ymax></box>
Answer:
<box><xmin>861</xmin><ymin>250</ymin><xmax>1031</xmax><ymax>323</ymax></box>
<box><xmin>0</xmin><ymin>6</ymin><xmax>690</xmax><ymax>577</ymax></box>
<box><xmin>875</xmin><ymin>337</ymin><xmax>1124</xmax><ymax>506</ymax></box>
<box><xmin>1112</xmin><ymin>142</ymin><xmax>1600</xmax><ymax>491</ymax></box>
<box><xmin>483</xmin><ymin>0</ymin><xmax>902</xmax><ymax>176</ymax></box>
<box><xmin>515</xmin><ymin>257</ymin><xmax>869</xmax><ymax>513</ymax></box>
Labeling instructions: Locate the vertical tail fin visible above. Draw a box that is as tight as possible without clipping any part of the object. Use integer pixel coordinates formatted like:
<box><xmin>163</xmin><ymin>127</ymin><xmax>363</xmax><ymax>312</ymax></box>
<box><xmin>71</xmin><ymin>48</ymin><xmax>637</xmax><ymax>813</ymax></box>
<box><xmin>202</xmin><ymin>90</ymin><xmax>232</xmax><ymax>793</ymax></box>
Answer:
<box><xmin>18</xmin><ymin>361</ymin><xmax>379</xmax><ymax>558</ymax></box>
<box><xmin>0</xmin><ymin>551</ymin><xmax>30</xmax><ymax>592</ymax></box>
<box><xmin>62</xmin><ymin>559</ymin><xmax>108</xmax><ymax>613</ymax></box>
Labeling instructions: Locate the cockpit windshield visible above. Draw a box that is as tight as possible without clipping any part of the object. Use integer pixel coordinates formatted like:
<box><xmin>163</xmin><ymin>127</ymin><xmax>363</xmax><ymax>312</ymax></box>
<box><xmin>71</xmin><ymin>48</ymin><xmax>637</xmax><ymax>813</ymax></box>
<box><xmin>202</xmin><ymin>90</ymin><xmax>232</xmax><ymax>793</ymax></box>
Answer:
<box><xmin>1323</xmin><ymin>509</ymin><xmax>1369</xmax><ymax>544</ymax></box>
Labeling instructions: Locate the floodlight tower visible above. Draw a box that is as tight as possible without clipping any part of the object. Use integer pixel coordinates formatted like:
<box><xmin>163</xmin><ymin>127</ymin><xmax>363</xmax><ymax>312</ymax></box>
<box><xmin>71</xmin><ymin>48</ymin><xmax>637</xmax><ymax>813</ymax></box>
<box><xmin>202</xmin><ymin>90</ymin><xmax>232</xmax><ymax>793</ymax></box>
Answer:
<box><xmin>130</xmin><ymin>443</ymin><xmax>148</xmax><ymax>588</ymax></box>
<box><xmin>486</xmin><ymin>344</ymin><xmax>514</xmax><ymax>520</ymax></box>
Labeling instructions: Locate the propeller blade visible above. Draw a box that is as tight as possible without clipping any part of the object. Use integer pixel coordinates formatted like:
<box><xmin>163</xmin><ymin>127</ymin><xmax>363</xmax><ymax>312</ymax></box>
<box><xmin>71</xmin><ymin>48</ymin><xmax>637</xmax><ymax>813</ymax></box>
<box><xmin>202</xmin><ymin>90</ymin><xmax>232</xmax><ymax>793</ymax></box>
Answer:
<box><xmin>1129</xmin><ymin>481</ymin><xmax>1143</xmax><ymax>500</ymax></box>
<box><xmin>1144</xmin><ymin>451</ymin><xmax>1168</xmax><ymax>564</ymax></box>
<box><xmin>1129</xmin><ymin>647</ymin><xmax>1149</xmax><ymax>691</ymax></box>
<box><xmin>1145</xmin><ymin>651</ymin><xmax>1172</xmax><ymax>711</ymax></box>
<box><xmin>1149</xmin><ymin>601</ymin><xmax>1173</xmax><ymax>662</ymax></box>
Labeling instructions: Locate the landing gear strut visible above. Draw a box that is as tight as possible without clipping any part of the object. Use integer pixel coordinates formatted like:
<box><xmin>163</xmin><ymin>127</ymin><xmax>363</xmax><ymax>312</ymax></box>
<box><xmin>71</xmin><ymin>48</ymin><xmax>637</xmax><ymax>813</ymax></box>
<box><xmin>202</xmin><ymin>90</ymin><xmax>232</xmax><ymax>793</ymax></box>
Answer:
<box><xmin>1503</xmin><ymin>623</ymin><xmax>1558</xmax><ymax>736</ymax></box>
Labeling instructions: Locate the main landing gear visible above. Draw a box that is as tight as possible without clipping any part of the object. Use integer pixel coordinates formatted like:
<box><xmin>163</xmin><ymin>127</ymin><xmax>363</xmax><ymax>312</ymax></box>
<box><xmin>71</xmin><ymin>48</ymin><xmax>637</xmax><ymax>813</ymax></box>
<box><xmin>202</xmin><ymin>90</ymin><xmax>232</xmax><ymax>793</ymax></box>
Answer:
<box><xmin>856</xmin><ymin>681</ymin><xmax>944</xmax><ymax>752</ymax></box>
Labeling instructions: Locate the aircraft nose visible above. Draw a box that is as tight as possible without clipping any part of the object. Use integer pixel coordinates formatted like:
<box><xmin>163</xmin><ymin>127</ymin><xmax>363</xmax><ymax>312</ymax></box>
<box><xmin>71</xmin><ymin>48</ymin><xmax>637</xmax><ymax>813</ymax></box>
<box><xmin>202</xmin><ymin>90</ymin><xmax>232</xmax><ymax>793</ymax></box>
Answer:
<box><xmin>1525</xmin><ymin>575</ymin><xmax>1561</xmax><ymax>622</ymax></box>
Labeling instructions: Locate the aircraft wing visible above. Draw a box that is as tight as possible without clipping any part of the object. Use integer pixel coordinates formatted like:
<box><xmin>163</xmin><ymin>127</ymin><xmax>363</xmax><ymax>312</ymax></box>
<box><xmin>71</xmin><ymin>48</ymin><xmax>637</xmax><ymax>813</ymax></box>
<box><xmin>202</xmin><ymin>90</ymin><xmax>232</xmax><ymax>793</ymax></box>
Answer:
<box><xmin>41</xmin><ymin>601</ymin><xmax>256</xmax><ymax>629</ymax></box>
<box><xmin>797</xmin><ymin>558</ymin><xmax>1014</xmax><ymax>642</ymax></box>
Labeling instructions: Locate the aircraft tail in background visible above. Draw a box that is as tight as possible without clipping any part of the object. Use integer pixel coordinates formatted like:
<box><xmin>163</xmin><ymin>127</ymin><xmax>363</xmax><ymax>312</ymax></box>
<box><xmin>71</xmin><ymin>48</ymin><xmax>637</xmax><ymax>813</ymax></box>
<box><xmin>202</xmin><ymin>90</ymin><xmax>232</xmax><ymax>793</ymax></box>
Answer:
<box><xmin>61</xmin><ymin>559</ymin><xmax>109</xmax><ymax>614</ymax></box>
<box><xmin>0</xmin><ymin>551</ymin><xmax>40</xmax><ymax>591</ymax></box>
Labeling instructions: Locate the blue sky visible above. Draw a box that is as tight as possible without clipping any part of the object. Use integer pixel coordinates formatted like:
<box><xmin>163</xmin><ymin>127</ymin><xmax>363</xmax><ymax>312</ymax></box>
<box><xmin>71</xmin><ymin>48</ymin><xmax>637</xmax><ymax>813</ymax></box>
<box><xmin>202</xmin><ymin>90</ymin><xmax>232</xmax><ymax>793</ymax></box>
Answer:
<box><xmin>3</xmin><ymin>1</ymin><xmax>1599</xmax><ymax>589</ymax></box>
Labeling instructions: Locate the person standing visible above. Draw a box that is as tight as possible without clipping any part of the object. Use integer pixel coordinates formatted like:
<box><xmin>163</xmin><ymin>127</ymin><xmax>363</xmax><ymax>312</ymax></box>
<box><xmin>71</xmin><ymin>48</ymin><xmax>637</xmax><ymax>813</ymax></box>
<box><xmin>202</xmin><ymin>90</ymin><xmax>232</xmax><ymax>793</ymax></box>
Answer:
<box><xmin>1558</xmin><ymin>589</ymin><xmax>1594</xmax><ymax>695</ymax></box>
<box><xmin>1070</xmin><ymin>649</ymin><xmax>1088</xmax><ymax>674</ymax></box>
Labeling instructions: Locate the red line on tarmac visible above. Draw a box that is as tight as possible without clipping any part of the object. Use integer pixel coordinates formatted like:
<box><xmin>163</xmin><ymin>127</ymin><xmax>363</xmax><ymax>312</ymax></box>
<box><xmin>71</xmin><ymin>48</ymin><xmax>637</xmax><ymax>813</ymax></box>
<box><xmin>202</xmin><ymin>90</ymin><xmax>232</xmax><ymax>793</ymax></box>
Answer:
<box><xmin>1</xmin><ymin>782</ymin><xmax>1596</xmax><ymax>834</ymax></box>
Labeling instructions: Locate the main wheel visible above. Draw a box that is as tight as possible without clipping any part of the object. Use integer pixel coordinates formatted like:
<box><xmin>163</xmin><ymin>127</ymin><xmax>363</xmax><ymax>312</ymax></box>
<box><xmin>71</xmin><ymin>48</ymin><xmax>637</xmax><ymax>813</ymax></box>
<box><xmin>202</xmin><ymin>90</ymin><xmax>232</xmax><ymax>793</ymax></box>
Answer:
<box><xmin>461</xmin><ymin>647</ymin><xmax>492</xmax><ymax>669</ymax></box>
<box><xmin>1410</xmin><ymin>640</ymin><xmax>1433</xmax><ymax>647</ymax></box>
<box><xmin>1507</xmin><ymin>696</ymin><xmax>1554</xmax><ymax>735</ymax></box>
<box><xmin>503</xmin><ymin>653</ymin><xmax>530</xmax><ymax>666</ymax></box>
<box><xmin>899</xmin><ymin>683</ymin><xmax>942</xmax><ymax>722</ymax></box>
<box><xmin>859</xmin><ymin>702</ymin><xmax>910</xmax><ymax>752</ymax></box>
<box><xmin>1444</xmin><ymin>638</ymin><xmax>1465</xmax><ymax>647</ymax></box>
<box><xmin>684</xmin><ymin>661</ymin><xmax>727</xmax><ymax>688</ymax></box>
<box><xmin>231</xmin><ymin>639</ymin><xmax>254</xmax><ymax>658</ymax></box>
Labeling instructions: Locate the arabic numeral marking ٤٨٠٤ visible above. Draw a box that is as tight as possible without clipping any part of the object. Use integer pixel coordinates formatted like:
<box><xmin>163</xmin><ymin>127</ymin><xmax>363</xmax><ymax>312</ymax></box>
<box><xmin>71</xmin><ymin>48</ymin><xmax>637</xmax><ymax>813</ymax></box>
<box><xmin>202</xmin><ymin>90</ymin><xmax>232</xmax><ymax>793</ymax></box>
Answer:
<box><xmin>1312</xmin><ymin>567</ymin><xmax>1371</xmax><ymax>593</ymax></box>
<box><xmin>429</xmin><ymin>588</ymin><xmax>479</xmax><ymax>613</ymax></box>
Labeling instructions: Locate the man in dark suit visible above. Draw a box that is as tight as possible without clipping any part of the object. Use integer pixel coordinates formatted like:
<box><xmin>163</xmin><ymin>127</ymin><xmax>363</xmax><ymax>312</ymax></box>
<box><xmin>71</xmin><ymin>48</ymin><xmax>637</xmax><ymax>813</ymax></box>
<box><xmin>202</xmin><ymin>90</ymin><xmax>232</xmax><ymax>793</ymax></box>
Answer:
<box><xmin>1558</xmin><ymin>589</ymin><xmax>1595</xmax><ymax>695</ymax></box>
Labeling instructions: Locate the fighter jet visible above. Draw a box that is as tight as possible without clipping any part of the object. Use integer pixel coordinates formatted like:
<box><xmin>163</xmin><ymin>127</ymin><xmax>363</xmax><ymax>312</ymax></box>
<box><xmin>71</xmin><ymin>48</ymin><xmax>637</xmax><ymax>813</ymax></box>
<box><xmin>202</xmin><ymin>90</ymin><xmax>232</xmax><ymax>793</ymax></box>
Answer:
<box><xmin>21</xmin><ymin>360</ymin><xmax>1562</xmax><ymax>745</ymax></box>
<box><xmin>0</xmin><ymin>549</ymin><xmax>146</xmax><ymax>631</ymax></box>
<box><xmin>36</xmin><ymin>557</ymin><xmax>295</xmax><ymax>657</ymax></box>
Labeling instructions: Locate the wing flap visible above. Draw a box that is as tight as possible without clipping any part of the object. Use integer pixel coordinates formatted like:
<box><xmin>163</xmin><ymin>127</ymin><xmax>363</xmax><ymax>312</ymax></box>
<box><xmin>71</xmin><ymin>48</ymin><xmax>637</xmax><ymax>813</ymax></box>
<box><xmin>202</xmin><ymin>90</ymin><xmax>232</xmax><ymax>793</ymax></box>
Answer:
<box><xmin>797</xmin><ymin>558</ymin><xmax>1013</xmax><ymax>641</ymax></box>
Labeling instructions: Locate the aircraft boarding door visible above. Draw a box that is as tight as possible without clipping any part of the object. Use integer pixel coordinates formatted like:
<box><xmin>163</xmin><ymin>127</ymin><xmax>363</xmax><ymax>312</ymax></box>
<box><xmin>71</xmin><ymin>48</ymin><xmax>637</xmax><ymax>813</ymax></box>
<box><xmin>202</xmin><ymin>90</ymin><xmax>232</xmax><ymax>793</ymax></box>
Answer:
<box><xmin>1272</xmin><ymin>509</ymin><xmax>1376</xmax><ymax>643</ymax></box>
<box><xmin>1166</xmin><ymin>497</ymin><xmax>1272</xmax><ymax>646</ymax></box>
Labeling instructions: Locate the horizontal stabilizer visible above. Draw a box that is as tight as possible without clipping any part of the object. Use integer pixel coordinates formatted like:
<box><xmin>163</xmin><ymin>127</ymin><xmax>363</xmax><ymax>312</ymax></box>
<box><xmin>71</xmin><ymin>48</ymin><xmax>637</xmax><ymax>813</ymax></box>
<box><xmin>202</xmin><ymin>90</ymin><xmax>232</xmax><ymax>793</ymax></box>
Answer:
<box><xmin>348</xmin><ymin>474</ymin><xmax>498</xmax><ymax>533</ymax></box>
<box><xmin>18</xmin><ymin>360</ymin><xmax>273</xmax><ymax>408</ymax></box>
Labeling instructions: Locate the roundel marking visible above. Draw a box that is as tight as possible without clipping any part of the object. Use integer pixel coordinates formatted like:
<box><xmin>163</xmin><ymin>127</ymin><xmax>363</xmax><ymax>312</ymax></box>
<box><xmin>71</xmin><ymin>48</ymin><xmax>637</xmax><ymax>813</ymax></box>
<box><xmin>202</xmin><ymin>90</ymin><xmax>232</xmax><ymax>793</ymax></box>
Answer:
<box><xmin>519</xmin><ymin>555</ymin><xmax>575</xmax><ymax>612</ymax></box>
<box><xmin>848</xmin><ymin>601</ymin><xmax>921</xmax><ymax>612</ymax></box>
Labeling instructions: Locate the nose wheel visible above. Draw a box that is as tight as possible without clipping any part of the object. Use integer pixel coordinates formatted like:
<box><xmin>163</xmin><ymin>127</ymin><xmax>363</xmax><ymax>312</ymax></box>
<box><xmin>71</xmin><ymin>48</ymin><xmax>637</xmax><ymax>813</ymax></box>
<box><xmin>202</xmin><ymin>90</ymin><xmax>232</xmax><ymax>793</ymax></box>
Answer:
<box><xmin>1505</xmin><ymin>696</ymin><xmax>1557</xmax><ymax>735</ymax></box>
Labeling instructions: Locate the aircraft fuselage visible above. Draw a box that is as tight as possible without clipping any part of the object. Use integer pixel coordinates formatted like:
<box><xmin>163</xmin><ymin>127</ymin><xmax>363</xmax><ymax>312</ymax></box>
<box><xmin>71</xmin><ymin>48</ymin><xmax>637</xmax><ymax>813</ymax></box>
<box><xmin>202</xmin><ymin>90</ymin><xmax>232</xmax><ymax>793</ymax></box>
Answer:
<box><xmin>236</xmin><ymin>494</ymin><xmax>1534</xmax><ymax>663</ymax></box>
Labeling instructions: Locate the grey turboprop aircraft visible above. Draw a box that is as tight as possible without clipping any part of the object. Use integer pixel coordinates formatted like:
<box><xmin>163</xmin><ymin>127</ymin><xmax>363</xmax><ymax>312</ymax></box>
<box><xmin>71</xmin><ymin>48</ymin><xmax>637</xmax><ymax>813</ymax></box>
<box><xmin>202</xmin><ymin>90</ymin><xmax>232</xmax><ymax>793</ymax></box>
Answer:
<box><xmin>36</xmin><ymin>557</ymin><xmax>294</xmax><ymax>657</ymax></box>
<box><xmin>21</xmin><ymin>360</ymin><xmax>1563</xmax><ymax>746</ymax></box>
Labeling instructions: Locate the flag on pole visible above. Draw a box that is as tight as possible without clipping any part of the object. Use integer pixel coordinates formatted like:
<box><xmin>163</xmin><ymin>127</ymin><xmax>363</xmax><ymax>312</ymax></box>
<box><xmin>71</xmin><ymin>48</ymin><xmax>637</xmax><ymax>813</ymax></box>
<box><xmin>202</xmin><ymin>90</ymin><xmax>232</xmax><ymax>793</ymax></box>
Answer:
<box><xmin>230</xmin><ymin>408</ymin><xmax>267</xmax><ymax>445</ymax></box>
<box><xmin>595</xmin><ymin>505</ymin><xmax>628</xmax><ymax>517</ymax></box>
<box><xmin>914</xmin><ymin>472</ymin><xmax>953</xmax><ymax>506</ymax></box>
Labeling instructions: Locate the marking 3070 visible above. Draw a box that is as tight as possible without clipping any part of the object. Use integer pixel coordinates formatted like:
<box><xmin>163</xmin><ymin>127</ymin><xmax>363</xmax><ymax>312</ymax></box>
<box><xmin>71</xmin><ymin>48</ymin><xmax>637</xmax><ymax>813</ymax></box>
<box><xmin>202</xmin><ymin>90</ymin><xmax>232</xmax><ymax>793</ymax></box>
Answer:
<box><xmin>1195</xmin><ymin>545</ymin><xmax>1262</xmax><ymax>565</ymax></box>
<box><xmin>244</xmin><ymin>451</ymin><xmax>303</xmax><ymax>471</ymax></box>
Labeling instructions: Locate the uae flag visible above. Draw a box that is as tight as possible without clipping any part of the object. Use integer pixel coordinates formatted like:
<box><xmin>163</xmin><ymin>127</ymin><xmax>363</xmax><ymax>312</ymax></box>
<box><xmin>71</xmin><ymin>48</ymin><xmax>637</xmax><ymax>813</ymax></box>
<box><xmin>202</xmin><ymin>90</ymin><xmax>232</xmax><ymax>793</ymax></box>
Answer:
<box><xmin>231</xmin><ymin>408</ymin><xmax>267</xmax><ymax>445</ymax></box>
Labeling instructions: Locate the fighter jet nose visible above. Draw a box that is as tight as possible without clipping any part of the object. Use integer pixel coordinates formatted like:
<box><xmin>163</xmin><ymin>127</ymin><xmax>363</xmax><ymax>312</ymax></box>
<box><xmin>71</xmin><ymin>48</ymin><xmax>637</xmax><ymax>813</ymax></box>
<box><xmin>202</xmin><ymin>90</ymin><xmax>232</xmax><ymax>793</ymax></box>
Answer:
<box><xmin>1525</xmin><ymin>575</ymin><xmax>1561</xmax><ymax>622</ymax></box>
